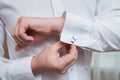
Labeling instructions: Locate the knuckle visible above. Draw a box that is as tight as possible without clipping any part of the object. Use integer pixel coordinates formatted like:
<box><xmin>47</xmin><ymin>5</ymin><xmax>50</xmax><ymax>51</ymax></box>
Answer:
<box><xmin>59</xmin><ymin>70</ymin><xmax>67</xmax><ymax>74</ymax></box>
<box><xmin>18</xmin><ymin>17</ymin><xmax>25</xmax><ymax>23</ymax></box>
<box><xmin>18</xmin><ymin>17</ymin><xmax>27</xmax><ymax>26</ymax></box>
<box><xmin>57</xmin><ymin>67</ymin><xmax>63</xmax><ymax>71</ymax></box>
<box><xmin>54</xmin><ymin>63</ymin><xmax>63</xmax><ymax>71</ymax></box>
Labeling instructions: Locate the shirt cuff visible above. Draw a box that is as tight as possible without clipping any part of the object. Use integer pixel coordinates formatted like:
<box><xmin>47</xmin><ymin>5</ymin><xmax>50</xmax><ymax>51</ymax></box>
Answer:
<box><xmin>8</xmin><ymin>56</ymin><xmax>35</xmax><ymax>80</ymax></box>
<box><xmin>60</xmin><ymin>12</ymin><xmax>98</xmax><ymax>48</ymax></box>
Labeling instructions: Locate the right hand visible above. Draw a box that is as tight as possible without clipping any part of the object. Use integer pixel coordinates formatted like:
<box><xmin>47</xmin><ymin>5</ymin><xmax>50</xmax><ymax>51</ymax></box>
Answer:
<box><xmin>12</xmin><ymin>17</ymin><xmax>64</xmax><ymax>51</ymax></box>
<box><xmin>31</xmin><ymin>41</ymin><xmax>78</xmax><ymax>75</ymax></box>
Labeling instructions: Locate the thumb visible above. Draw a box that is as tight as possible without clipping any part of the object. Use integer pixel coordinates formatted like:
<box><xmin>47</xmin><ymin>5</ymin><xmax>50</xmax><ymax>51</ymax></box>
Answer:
<box><xmin>52</xmin><ymin>41</ymin><xmax>67</xmax><ymax>51</ymax></box>
<box><xmin>59</xmin><ymin>45</ymin><xmax>77</xmax><ymax>68</ymax></box>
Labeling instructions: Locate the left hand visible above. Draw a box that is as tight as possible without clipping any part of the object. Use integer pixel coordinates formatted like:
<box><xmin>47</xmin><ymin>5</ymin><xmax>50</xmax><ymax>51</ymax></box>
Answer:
<box><xmin>32</xmin><ymin>41</ymin><xmax>78</xmax><ymax>74</ymax></box>
<box><xmin>12</xmin><ymin>17</ymin><xmax>64</xmax><ymax>51</ymax></box>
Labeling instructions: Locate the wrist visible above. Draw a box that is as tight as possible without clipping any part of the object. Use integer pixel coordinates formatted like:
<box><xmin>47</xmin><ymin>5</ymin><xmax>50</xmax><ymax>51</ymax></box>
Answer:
<box><xmin>31</xmin><ymin>56</ymin><xmax>42</xmax><ymax>75</ymax></box>
<box><xmin>51</xmin><ymin>17</ymin><xmax>65</xmax><ymax>35</ymax></box>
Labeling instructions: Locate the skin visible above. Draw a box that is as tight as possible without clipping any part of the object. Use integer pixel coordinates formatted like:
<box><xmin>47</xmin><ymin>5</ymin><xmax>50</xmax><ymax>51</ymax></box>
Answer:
<box><xmin>12</xmin><ymin>17</ymin><xmax>64</xmax><ymax>51</ymax></box>
<box><xmin>32</xmin><ymin>41</ymin><xmax>78</xmax><ymax>75</ymax></box>
<box><xmin>12</xmin><ymin>17</ymin><xmax>78</xmax><ymax>75</ymax></box>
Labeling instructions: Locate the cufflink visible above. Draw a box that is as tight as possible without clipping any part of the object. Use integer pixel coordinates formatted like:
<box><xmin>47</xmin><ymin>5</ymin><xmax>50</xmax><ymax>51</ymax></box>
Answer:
<box><xmin>71</xmin><ymin>36</ymin><xmax>76</xmax><ymax>43</ymax></box>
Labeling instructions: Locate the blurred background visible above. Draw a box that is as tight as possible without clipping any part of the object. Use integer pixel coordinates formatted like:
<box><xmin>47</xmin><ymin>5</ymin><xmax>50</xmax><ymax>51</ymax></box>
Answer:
<box><xmin>4</xmin><ymin>42</ymin><xmax>120</xmax><ymax>80</ymax></box>
<box><xmin>91</xmin><ymin>52</ymin><xmax>120</xmax><ymax>80</ymax></box>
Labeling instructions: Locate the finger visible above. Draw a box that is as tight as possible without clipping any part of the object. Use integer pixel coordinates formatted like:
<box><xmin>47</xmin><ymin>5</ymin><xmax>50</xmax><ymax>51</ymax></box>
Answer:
<box><xmin>15</xmin><ymin>34</ymin><xmax>30</xmax><ymax>46</ymax></box>
<box><xmin>52</xmin><ymin>41</ymin><xmax>67</xmax><ymax>51</ymax></box>
<box><xmin>15</xmin><ymin>33</ymin><xmax>33</xmax><ymax>47</ymax></box>
<box><xmin>58</xmin><ymin>45</ymin><xmax>77</xmax><ymax>70</ymax></box>
<box><xmin>65</xmin><ymin>44</ymin><xmax>71</xmax><ymax>54</ymax></box>
<box><xmin>18</xmin><ymin>23</ymin><xmax>34</xmax><ymax>42</ymax></box>
<box><xmin>14</xmin><ymin>37</ymin><xmax>33</xmax><ymax>51</ymax></box>
<box><xmin>60</xmin><ymin>59</ymin><xmax>76</xmax><ymax>73</ymax></box>
<box><xmin>60</xmin><ymin>48</ymin><xmax>78</xmax><ymax>73</ymax></box>
<box><xmin>13</xmin><ymin>24</ymin><xmax>30</xmax><ymax>47</ymax></box>
<box><xmin>15</xmin><ymin>41</ymin><xmax>33</xmax><ymax>51</ymax></box>
<box><xmin>68</xmin><ymin>44</ymin><xmax>77</xmax><ymax>55</ymax></box>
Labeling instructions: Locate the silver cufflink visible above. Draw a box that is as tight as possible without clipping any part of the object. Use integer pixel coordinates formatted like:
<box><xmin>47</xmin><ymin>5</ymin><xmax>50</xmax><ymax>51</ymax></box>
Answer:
<box><xmin>71</xmin><ymin>36</ymin><xmax>76</xmax><ymax>43</ymax></box>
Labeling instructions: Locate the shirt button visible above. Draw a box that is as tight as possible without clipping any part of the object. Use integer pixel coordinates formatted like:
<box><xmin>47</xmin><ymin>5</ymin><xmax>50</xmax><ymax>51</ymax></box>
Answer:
<box><xmin>71</xmin><ymin>36</ymin><xmax>76</xmax><ymax>43</ymax></box>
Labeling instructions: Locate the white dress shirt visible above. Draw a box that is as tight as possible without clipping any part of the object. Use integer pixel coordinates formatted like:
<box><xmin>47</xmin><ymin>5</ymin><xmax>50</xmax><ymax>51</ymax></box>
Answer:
<box><xmin>0</xmin><ymin>0</ymin><xmax>120</xmax><ymax>80</ymax></box>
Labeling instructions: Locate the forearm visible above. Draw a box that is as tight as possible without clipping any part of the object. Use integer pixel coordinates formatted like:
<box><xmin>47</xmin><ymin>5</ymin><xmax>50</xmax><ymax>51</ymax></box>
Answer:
<box><xmin>50</xmin><ymin>17</ymin><xmax>65</xmax><ymax>35</ymax></box>
<box><xmin>31</xmin><ymin>56</ymin><xmax>42</xmax><ymax>75</ymax></box>
<box><xmin>17</xmin><ymin>16</ymin><xmax>64</xmax><ymax>35</ymax></box>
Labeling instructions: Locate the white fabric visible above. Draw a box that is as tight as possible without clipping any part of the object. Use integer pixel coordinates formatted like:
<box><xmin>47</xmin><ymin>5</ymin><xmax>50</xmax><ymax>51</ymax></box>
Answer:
<box><xmin>0</xmin><ymin>0</ymin><xmax>120</xmax><ymax>80</ymax></box>
<box><xmin>0</xmin><ymin>56</ymin><xmax>35</xmax><ymax>80</ymax></box>
<box><xmin>60</xmin><ymin>1</ymin><xmax>120</xmax><ymax>52</ymax></box>
<box><xmin>0</xmin><ymin>19</ymin><xmax>4</xmax><ymax>57</ymax></box>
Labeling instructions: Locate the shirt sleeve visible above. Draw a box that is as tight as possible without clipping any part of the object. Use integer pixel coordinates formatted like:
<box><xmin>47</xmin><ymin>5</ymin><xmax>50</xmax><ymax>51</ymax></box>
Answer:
<box><xmin>0</xmin><ymin>56</ymin><xmax>36</xmax><ymax>80</ymax></box>
<box><xmin>60</xmin><ymin>0</ymin><xmax>120</xmax><ymax>52</ymax></box>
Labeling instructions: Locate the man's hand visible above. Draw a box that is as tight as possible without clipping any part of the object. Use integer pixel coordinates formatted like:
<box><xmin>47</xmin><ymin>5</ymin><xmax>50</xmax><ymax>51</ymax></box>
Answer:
<box><xmin>31</xmin><ymin>41</ymin><xmax>78</xmax><ymax>75</ymax></box>
<box><xmin>12</xmin><ymin>17</ymin><xmax>64</xmax><ymax>51</ymax></box>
